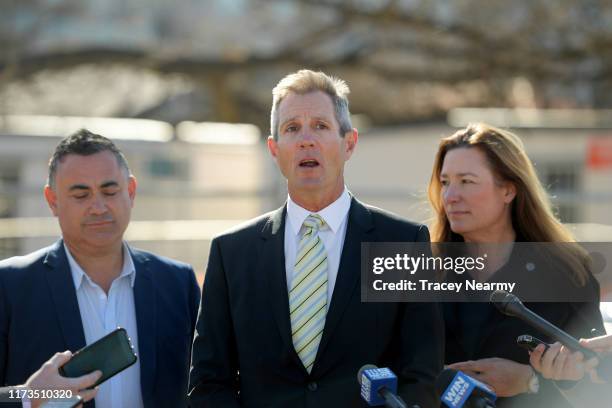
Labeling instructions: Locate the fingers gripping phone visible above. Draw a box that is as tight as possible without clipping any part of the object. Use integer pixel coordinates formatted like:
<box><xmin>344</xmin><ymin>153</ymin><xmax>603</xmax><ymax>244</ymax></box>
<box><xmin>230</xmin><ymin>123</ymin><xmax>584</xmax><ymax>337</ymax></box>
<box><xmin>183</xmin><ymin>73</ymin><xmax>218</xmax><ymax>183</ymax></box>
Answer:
<box><xmin>59</xmin><ymin>328</ymin><xmax>137</xmax><ymax>387</ymax></box>
<box><xmin>517</xmin><ymin>334</ymin><xmax>550</xmax><ymax>353</ymax></box>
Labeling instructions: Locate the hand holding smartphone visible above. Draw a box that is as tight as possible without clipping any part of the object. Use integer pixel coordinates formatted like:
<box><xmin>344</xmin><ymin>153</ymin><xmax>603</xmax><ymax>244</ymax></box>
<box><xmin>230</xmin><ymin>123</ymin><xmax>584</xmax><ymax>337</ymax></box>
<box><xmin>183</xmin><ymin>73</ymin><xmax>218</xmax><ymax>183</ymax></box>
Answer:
<box><xmin>517</xmin><ymin>334</ymin><xmax>550</xmax><ymax>353</ymax></box>
<box><xmin>59</xmin><ymin>328</ymin><xmax>137</xmax><ymax>388</ymax></box>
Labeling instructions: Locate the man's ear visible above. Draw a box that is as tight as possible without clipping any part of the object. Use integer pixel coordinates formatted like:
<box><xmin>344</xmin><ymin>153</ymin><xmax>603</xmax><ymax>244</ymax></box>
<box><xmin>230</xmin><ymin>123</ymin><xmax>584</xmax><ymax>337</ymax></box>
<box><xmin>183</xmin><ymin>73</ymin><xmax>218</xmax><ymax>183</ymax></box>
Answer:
<box><xmin>44</xmin><ymin>185</ymin><xmax>58</xmax><ymax>216</ymax></box>
<box><xmin>343</xmin><ymin>128</ymin><xmax>358</xmax><ymax>160</ymax></box>
<box><xmin>128</xmin><ymin>175</ymin><xmax>137</xmax><ymax>206</ymax></box>
<box><xmin>267</xmin><ymin>135</ymin><xmax>278</xmax><ymax>162</ymax></box>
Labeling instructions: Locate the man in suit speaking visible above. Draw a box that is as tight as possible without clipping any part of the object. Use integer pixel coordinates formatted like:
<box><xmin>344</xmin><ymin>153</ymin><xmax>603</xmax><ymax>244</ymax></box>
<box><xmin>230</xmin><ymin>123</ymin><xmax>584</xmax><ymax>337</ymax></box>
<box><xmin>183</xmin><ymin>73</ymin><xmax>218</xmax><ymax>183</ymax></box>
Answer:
<box><xmin>0</xmin><ymin>130</ymin><xmax>200</xmax><ymax>407</ymax></box>
<box><xmin>189</xmin><ymin>70</ymin><xmax>444</xmax><ymax>407</ymax></box>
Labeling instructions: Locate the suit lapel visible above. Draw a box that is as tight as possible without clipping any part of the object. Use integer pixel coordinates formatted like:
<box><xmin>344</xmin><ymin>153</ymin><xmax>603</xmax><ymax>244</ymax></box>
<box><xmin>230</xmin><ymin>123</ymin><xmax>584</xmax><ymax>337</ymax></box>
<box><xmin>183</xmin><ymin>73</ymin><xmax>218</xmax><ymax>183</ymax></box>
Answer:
<box><xmin>132</xmin><ymin>248</ymin><xmax>157</xmax><ymax>406</ymax></box>
<box><xmin>43</xmin><ymin>240</ymin><xmax>87</xmax><ymax>353</ymax></box>
<box><xmin>262</xmin><ymin>199</ymin><xmax>375</xmax><ymax>373</ymax></box>
<box><xmin>259</xmin><ymin>206</ymin><xmax>306</xmax><ymax>369</ymax></box>
<box><xmin>315</xmin><ymin>198</ymin><xmax>374</xmax><ymax>364</ymax></box>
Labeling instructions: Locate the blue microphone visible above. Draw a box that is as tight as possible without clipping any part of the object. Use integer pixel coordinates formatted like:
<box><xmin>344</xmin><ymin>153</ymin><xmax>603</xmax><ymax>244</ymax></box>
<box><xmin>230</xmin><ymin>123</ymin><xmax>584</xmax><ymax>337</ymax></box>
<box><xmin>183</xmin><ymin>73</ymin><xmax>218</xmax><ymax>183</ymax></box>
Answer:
<box><xmin>358</xmin><ymin>364</ymin><xmax>410</xmax><ymax>408</ymax></box>
<box><xmin>436</xmin><ymin>369</ymin><xmax>496</xmax><ymax>408</ymax></box>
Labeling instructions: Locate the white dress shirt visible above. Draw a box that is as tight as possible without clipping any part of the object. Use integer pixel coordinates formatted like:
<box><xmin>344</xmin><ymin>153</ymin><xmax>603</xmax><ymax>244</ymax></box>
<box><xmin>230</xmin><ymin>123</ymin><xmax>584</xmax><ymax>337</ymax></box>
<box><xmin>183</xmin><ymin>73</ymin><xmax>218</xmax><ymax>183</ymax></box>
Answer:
<box><xmin>284</xmin><ymin>188</ymin><xmax>351</xmax><ymax>305</ymax></box>
<box><xmin>64</xmin><ymin>243</ymin><xmax>144</xmax><ymax>408</ymax></box>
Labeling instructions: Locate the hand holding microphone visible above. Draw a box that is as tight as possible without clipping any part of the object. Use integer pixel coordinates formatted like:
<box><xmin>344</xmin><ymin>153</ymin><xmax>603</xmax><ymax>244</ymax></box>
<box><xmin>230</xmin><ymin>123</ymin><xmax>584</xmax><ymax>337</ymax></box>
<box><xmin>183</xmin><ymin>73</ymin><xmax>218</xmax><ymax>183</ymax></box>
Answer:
<box><xmin>490</xmin><ymin>290</ymin><xmax>612</xmax><ymax>383</ymax></box>
<box><xmin>529</xmin><ymin>342</ymin><xmax>599</xmax><ymax>382</ymax></box>
<box><xmin>530</xmin><ymin>335</ymin><xmax>612</xmax><ymax>384</ymax></box>
<box><xmin>581</xmin><ymin>334</ymin><xmax>612</xmax><ymax>354</ymax></box>
<box><xmin>447</xmin><ymin>358</ymin><xmax>535</xmax><ymax>397</ymax></box>
<box><xmin>490</xmin><ymin>290</ymin><xmax>599</xmax><ymax>360</ymax></box>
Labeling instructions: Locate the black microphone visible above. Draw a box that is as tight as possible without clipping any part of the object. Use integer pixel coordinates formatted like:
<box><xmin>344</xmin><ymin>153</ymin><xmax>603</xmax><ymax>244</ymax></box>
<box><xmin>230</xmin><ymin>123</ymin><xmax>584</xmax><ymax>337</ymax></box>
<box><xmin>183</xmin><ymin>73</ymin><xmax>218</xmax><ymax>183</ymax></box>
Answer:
<box><xmin>357</xmin><ymin>364</ymin><xmax>413</xmax><ymax>408</ymax></box>
<box><xmin>436</xmin><ymin>369</ymin><xmax>496</xmax><ymax>408</ymax></box>
<box><xmin>490</xmin><ymin>290</ymin><xmax>598</xmax><ymax>360</ymax></box>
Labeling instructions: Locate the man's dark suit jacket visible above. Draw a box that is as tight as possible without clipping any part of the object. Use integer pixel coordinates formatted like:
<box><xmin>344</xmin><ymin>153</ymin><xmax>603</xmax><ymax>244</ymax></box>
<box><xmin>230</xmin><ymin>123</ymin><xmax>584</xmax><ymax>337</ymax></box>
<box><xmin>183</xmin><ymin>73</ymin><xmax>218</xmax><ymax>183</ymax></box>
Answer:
<box><xmin>189</xmin><ymin>197</ymin><xmax>444</xmax><ymax>408</ymax></box>
<box><xmin>0</xmin><ymin>240</ymin><xmax>201</xmax><ymax>408</ymax></box>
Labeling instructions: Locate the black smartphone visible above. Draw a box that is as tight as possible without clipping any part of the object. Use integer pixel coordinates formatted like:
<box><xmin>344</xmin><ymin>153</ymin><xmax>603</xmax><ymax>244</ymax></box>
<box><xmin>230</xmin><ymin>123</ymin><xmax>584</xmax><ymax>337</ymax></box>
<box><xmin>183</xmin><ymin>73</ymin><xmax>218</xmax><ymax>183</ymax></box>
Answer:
<box><xmin>59</xmin><ymin>327</ymin><xmax>137</xmax><ymax>387</ymax></box>
<box><xmin>517</xmin><ymin>334</ymin><xmax>550</xmax><ymax>352</ymax></box>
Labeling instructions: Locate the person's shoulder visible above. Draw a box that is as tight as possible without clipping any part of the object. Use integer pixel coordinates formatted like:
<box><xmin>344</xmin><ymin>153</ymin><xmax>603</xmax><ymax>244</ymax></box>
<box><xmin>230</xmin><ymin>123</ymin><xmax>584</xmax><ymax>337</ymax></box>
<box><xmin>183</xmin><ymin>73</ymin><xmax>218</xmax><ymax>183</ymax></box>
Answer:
<box><xmin>128</xmin><ymin>247</ymin><xmax>199</xmax><ymax>294</ymax></box>
<box><xmin>213</xmin><ymin>208</ymin><xmax>281</xmax><ymax>242</ymax></box>
<box><xmin>0</xmin><ymin>243</ymin><xmax>59</xmax><ymax>289</ymax></box>
<box><xmin>356</xmin><ymin>200</ymin><xmax>428</xmax><ymax>237</ymax></box>
<box><xmin>0</xmin><ymin>244</ymin><xmax>54</xmax><ymax>271</ymax></box>
<box><xmin>364</xmin><ymin>203</ymin><xmax>422</xmax><ymax>227</ymax></box>
<box><xmin>129</xmin><ymin>247</ymin><xmax>193</xmax><ymax>273</ymax></box>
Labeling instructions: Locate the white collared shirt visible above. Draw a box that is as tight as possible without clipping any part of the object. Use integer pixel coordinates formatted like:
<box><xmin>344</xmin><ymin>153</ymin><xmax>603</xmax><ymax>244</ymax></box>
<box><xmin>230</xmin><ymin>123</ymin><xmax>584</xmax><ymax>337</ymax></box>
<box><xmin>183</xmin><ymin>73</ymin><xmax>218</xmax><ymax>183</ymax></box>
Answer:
<box><xmin>64</xmin><ymin>243</ymin><xmax>144</xmax><ymax>408</ymax></box>
<box><xmin>284</xmin><ymin>188</ymin><xmax>351</xmax><ymax>305</ymax></box>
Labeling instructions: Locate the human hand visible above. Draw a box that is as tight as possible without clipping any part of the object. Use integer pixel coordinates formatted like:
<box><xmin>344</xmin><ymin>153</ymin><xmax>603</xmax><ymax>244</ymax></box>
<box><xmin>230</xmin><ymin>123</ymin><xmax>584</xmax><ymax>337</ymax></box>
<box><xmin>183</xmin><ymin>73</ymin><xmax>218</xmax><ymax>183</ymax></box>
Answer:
<box><xmin>25</xmin><ymin>351</ymin><xmax>101</xmax><ymax>408</ymax></box>
<box><xmin>581</xmin><ymin>334</ymin><xmax>612</xmax><ymax>354</ymax></box>
<box><xmin>448</xmin><ymin>357</ymin><xmax>533</xmax><ymax>397</ymax></box>
<box><xmin>529</xmin><ymin>342</ymin><xmax>597</xmax><ymax>382</ymax></box>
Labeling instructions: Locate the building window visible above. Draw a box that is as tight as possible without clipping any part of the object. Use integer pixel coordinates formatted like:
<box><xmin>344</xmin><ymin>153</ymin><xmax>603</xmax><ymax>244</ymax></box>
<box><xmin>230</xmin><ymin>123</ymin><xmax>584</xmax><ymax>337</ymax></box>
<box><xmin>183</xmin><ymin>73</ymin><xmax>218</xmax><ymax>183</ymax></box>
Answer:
<box><xmin>147</xmin><ymin>157</ymin><xmax>188</xmax><ymax>179</ymax></box>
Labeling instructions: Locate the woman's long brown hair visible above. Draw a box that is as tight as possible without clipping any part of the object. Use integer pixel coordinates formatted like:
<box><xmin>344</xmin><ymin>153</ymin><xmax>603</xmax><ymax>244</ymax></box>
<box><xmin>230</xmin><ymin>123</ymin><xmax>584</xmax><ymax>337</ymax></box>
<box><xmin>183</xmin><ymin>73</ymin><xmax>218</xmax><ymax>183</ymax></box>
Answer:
<box><xmin>427</xmin><ymin>123</ymin><xmax>589</xmax><ymax>286</ymax></box>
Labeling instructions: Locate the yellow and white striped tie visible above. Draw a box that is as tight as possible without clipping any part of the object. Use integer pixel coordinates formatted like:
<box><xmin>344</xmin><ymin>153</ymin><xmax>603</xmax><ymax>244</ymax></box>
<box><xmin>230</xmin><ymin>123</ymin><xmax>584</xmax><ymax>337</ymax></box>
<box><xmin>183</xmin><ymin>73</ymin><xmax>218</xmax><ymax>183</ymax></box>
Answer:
<box><xmin>289</xmin><ymin>214</ymin><xmax>328</xmax><ymax>373</ymax></box>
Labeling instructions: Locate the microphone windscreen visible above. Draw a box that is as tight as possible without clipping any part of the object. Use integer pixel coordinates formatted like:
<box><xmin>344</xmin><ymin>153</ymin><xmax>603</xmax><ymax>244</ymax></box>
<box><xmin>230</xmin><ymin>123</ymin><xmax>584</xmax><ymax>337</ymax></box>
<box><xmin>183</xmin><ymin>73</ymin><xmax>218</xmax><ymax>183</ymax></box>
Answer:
<box><xmin>490</xmin><ymin>290</ymin><xmax>522</xmax><ymax>316</ymax></box>
<box><xmin>489</xmin><ymin>289</ymin><xmax>510</xmax><ymax>304</ymax></box>
<box><xmin>357</xmin><ymin>364</ymin><xmax>378</xmax><ymax>385</ymax></box>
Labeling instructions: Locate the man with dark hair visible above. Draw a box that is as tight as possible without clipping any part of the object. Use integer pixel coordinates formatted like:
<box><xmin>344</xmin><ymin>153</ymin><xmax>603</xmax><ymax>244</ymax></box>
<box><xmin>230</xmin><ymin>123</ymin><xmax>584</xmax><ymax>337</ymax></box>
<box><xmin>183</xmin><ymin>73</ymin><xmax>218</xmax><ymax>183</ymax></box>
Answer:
<box><xmin>189</xmin><ymin>70</ymin><xmax>444</xmax><ymax>407</ymax></box>
<box><xmin>47</xmin><ymin>129</ymin><xmax>130</xmax><ymax>189</ymax></box>
<box><xmin>0</xmin><ymin>129</ymin><xmax>200</xmax><ymax>407</ymax></box>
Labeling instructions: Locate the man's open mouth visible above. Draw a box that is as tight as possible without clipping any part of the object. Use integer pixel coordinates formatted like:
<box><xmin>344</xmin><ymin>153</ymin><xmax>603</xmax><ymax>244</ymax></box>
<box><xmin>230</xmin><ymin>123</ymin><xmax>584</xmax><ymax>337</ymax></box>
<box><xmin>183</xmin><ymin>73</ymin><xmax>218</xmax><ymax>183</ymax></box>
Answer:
<box><xmin>299</xmin><ymin>159</ymin><xmax>320</xmax><ymax>167</ymax></box>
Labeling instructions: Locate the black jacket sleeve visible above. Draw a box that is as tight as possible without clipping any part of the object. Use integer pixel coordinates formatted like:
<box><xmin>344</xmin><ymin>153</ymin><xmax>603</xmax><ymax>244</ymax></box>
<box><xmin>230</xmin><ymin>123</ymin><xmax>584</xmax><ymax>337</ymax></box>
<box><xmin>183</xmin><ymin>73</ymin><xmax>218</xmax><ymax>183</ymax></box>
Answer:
<box><xmin>188</xmin><ymin>238</ymin><xmax>241</xmax><ymax>408</ymax></box>
<box><xmin>396</xmin><ymin>225</ymin><xmax>445</xmax><ymax>407</ymax></box>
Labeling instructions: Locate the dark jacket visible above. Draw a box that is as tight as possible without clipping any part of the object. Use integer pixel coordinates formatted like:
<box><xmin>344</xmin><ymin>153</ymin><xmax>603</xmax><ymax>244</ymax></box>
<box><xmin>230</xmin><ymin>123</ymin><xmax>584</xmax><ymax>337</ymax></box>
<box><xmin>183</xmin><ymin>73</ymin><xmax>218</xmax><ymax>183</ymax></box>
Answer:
<box><xmin>189</xmin><ymin>198</ymin><xmax>445</xmax><ymax>408</ymax></box>
<box><xmin>0</xmin><ymin>240</ymin><xmax>200</xmax><ymax>407</ymax></box>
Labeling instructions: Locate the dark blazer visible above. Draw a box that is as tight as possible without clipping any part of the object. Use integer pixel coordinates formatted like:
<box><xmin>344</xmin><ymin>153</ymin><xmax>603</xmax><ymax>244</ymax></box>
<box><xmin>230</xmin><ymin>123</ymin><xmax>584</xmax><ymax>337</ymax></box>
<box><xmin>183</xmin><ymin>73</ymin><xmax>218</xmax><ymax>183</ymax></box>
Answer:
<box><xmin>0</xmin><ymin>240</ymin><xmax>201</xmax><ymax>408</ymax></box>
<box><xmin>444</xmin><ymin>245</ymin><xmax>604</xmax><ymax>408</ymax></box>
<box><xmin>189</xmin><ymin>198</ymin><xmax>444</xmax><ymax>408</ymax></box>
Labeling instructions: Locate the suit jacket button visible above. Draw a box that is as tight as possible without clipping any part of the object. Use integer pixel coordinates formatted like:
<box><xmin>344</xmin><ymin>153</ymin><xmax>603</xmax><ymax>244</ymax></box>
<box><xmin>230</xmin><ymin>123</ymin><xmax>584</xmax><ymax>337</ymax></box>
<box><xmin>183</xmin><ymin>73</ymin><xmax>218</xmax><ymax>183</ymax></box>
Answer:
<box><xmin>307</xmin><ymin>382</ymin><xmax>318</xmax><ymax>391</ymax></box>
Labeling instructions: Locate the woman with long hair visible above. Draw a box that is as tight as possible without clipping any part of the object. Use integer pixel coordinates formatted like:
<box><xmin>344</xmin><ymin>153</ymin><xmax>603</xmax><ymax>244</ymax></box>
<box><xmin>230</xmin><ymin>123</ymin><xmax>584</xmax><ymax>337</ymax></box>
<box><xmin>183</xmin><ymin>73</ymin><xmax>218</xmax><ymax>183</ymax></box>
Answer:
<box><xmin>428</xmin><ymin>123</ymin><xmax>604</xmax><ymax>408</ymax></box>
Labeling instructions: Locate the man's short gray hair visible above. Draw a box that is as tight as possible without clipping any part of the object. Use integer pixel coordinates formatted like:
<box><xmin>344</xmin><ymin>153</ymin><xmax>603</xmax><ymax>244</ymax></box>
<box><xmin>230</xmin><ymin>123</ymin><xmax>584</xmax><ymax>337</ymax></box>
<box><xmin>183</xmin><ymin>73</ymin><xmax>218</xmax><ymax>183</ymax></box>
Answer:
<box><xmin>270</xmin><ymin>69</ymin><xmax>353</xmax><ymax>140</ymax></box>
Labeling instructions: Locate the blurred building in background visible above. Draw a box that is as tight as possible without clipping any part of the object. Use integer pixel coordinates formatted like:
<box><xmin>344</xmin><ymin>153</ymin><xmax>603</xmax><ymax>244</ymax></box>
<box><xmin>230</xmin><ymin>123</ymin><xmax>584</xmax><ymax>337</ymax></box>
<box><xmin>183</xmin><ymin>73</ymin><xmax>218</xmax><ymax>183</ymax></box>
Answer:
<box><xmin>1</xmin><ymin>0</ymin><xmax>612</xmax><ymax>279</ymax></box>
<box><xmin>0</xmin><ymin>116</ymin><xmax>278</xmax><ymax>270</ymax></box>
<box><xmin>2</xmin><ymin>111</ymin><xmax>612</xmax><ymax>275</ymax></box>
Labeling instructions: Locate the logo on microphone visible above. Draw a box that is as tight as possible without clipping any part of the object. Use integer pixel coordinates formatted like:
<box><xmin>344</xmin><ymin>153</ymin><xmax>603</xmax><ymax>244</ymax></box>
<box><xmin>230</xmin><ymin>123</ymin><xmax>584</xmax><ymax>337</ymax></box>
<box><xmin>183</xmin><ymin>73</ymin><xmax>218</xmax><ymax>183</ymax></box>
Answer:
<box><xmin>441</xmin><ymin>372</ymin><xmax>474</xmax><ymax>408</ymax></box>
